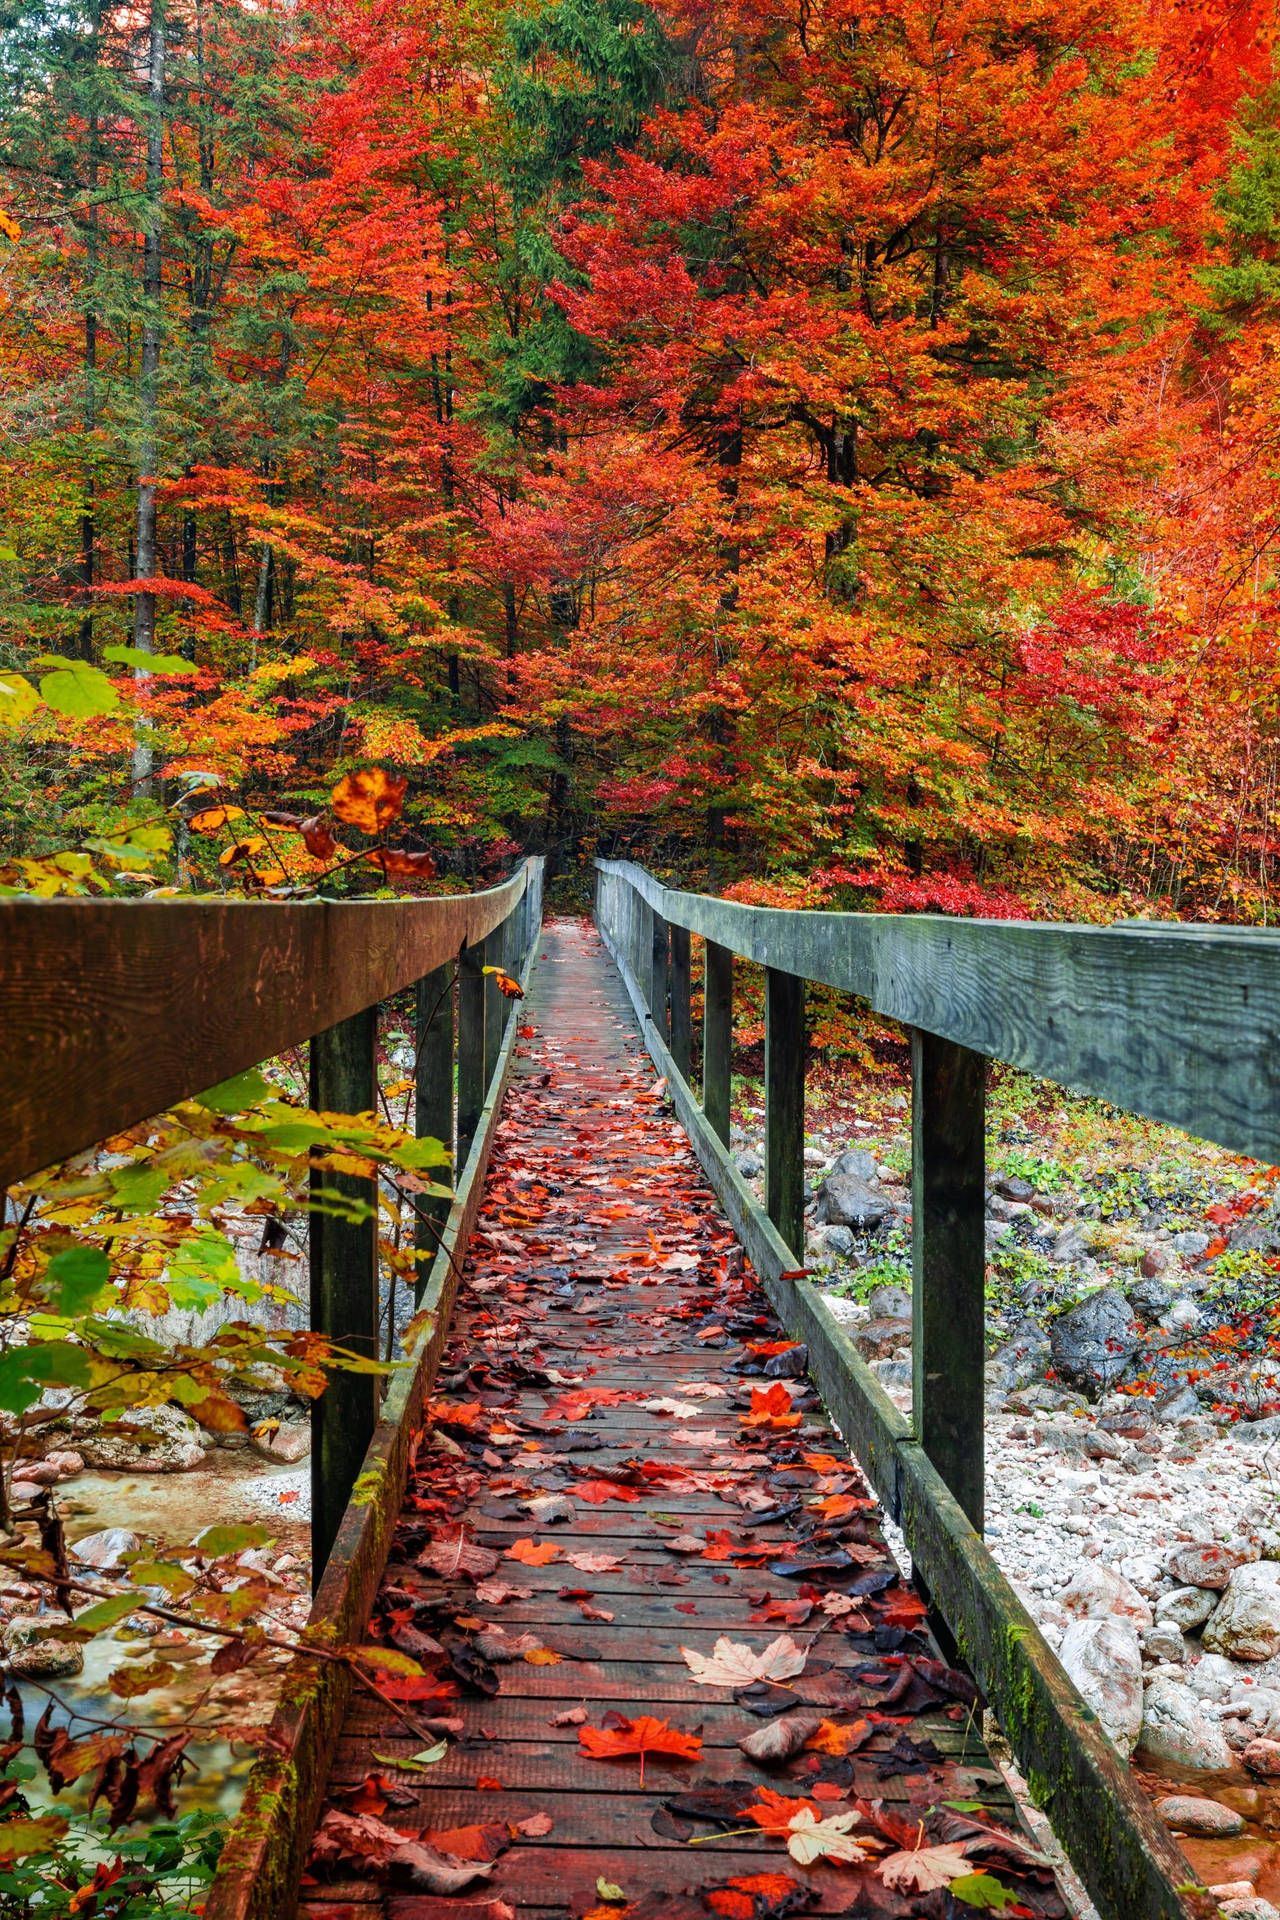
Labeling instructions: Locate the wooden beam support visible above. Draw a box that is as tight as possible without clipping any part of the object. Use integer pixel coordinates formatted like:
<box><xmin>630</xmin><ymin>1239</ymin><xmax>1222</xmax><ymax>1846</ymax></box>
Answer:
<box><xmin>457</xmin><ymin>941</ymin><xmax>486</xmax><ymax>1174</ymax></box>
<box><xmin>911</xmin><ymin>1028</ymin><xmax>987</xmax><ymax>1534</ymax></box>
<box><xmin>309</xmin><ymin>1006</ymin><xmax>378</xmax><ymax>1585</ymax></box>
<box><xmin>765</xmin><ymin>967</ymin><xmax>805</xmax><ymax>1260</ymax></box>
<box><xmin>668</xmin><ymin>925</ymin><xmax>691</xmax><ymax>1080</ymax></box>
<box><xmin>483</xmin><ymin>917</ymin><xmax>506</xmax><ymax>1089</ymax></box>
<box><xmin>414</xmin><ymin>961</ymin><xmax>454</xmax><ymax>1304</ymax></box>
<box><xmin>702</xmin><ymin>939</ymin><xmax>733</xmax><ymax>1147</ymax></box>
<box><xmin>650</xmin><ymin>912</ymin><xmax>669</xmax><ymax>1042</ymax></box>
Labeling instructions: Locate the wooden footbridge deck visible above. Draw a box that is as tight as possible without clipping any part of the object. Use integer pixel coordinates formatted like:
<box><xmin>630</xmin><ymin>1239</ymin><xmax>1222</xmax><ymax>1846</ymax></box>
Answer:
<box><xmin>8</xmin><ymin>862</ymin><xmax>1277</xmax><ymax>1920</ymax></box>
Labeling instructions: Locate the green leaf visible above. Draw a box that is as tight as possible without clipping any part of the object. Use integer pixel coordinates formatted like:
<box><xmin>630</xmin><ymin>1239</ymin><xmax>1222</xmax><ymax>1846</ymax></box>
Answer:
<box><xmin>191</xmin><ymin>1523</ymin><xmax>271</xmax><ymax>1556</ymax></box>
<box><xmin>949</xmin><ymin>1873</ymin><xmax>1023</xmax><ymax>1910</ymax></box>
<box><xmin>45</xmin><ymin>1246</ymin><xmax>110</xmax><ymax>1314</ymax></box>
<box><xmin>596</xmin><ymin>1879</ymin><xmax>626</xmax><ymax>1904</ymax></box>
<box><xmin>102</xmin><ymin>644</ymin><xmax>192</xmax><ymax>675</ymax></box>
<box><xmin>389</xmin><ymin>1135</ymin><xmax>451</xmax><ymax>1170</ymax></box>
<box><xmin>166</xmin><ymin>1230</ymin><xmax>245</xmax><ymax>1309</ymax></box>
<box><xmin>195</xmin><ymin>1069</ymin><xmax>272</xmax><ymax>1114</ymax></box>
<box><xmin>126</xmin><ymin>1560</ymin><xmax>196</xmax><ymax>1597</ymax></box>
<box><xmin>72</xmin><ymin>1593</ymin><xmax>140</xmax><ymax>1635</ymax></box>
<box><xmin>372</xmin><ymin>1742</ymin><xmax>447</xmax><ymax>1770</ymax></box>
<box><xmin>353</xmin><ymin>1645</ymin><xmax>424</xmax><ymax>1677</ymax></box>
<box><xmin>0</xmin><ymin>675</ymin><xmax>39</xmax><ymax>729</ymax></box>
<box><xmin>37</xmin><ymin>662</ymin><xmax>119</xmax><ymax>718</ymax></box>
<box><xmin>108</xmin><ymin>1163</ymin><xmax>170</xmax><ymax>1213</ymax></box>
<box><xmin>0</xmin><ymin>1343</ymin><xmax>92</xmax><ymax>1414</ymax></box>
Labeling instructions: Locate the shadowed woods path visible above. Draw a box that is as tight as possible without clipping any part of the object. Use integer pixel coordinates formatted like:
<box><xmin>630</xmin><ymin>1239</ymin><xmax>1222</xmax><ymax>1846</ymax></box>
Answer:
<box><xmin>299</xmin><ymin>920</ymin><xmax>1067</xmax><ymax>1920</ymax></box>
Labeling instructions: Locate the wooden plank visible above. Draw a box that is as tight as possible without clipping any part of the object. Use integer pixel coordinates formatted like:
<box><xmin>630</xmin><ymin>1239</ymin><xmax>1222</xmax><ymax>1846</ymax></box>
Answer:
<box><xmin>651</xmin><ymin>913</ymin><xmax>669</xmax><ymax>1044</ymax></box>
<box><xmin>309</xmin><ymin>1007</ymin><xmax>379</xmax><ymax>1583</ymax></box>
<box><xmin>765</xmin><ymin>965</ymin><xmax>805</xmax><ymax>1260</ymax></box>
<box><xmin>413</xmin><ymin>961</ymin><xmax>454</xmax><ymax>1304</ymax></box>
<box><xmin>202</xmin><ymin>922</ymin><xmax>544</xmax><ymax>1920</ymax></box>
<box><xmin>599</xmin><ymin>902</ymin><xmax>1213</xmax><ymax>1920</ymax></box>
<box><xmin>702</xmin><ymin>939</ymin><xmax>733</xmax><ymax>1146</ymax></box>
<box><xmin>912</xmin><ymin>1027</ymin><xmax>987</xmax><ymax>1533</ymax></box>
<box><xmin>596</xmin><ymin>857</ymin><xmax>1280</xmax><ymax>1165</ymax></box>
<box><xmin>0</xmin><ymin>861</ymin><xmax>536</xmax><ymax>1190</ymax></box>
<box><xmin>457</xmin><ymin>940</ymin><xmax>487</xmax><ymax>1173</ymax></box>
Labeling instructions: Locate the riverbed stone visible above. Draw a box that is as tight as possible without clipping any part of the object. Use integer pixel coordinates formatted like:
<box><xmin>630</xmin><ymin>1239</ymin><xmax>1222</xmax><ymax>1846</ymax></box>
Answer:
<box><xmin>1241</xmin><ymin>1738</ymin><xmax>1280</xmax><ymax>1777</ymax></box>
<box><xmin>1058</xmin><ymin>1561</ymin><xmax>1153</xmax><ymax>1629</ymax></box>
<box><xmin>76</xmin><ymin>1405</ymin><xmax>206</xmax><ymax>1472</ymax></box>
<box><xmin>1139</xmin><ymin>1674</ymin><xmax>1232</xmax><ymax>1768</ymax></box>
<box><xmin>1166</xmin><ymin>1539</ymin><xmax>1260</xmax><ymax>1590</ymax></box>
<box><xmin>1203</xmin><ymin>1563</ymin><xmax>1280</xmax><ymax>1662</ymax></box>
<box><xmin>250</xmin><ymin>1420</ymin><xmax>311</xmax><ymax>1465</ymax></box>
<box><xmin>815</xmin><ymin>1172</ymin><xmax>892</xmax><ymax>1231</ymax></box>
<box><xmin>1156</xmin><ymin>1585</ymin><xmax>1220</xmax><ymax>1631</ymax></box>
<box><xmin>1048</xmin><ymin>1288</ymin><xmax>1141</xmax><ymax>1396</ymax></box>
<box><xmin>1058</xmin><ymin>1616</ymin><xmax>1143</xmax><ymax>1754</ymax></box>
<box><xmin>4</xmin><ymin>1617</ymin><xmax>83</xmax><ymax>1678</ymax></box>
<box><xmin>1155</xmin><ymin>1796</ymin><xmax>1245</xmax><ymax>1837</ymax></box>
<box><xmin>71</xmin><ymin>1527</ymin><xmax>142</xmax><ymax>1571</ymax></box>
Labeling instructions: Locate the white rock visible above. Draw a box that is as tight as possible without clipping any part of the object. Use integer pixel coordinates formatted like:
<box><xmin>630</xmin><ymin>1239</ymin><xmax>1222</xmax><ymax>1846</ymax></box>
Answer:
<box><xmin>1155</xmin><ymin>1585</ymin><xmax>1219</xmax><ymax>1631</ymax></box>
<box><xmin>1059</xmin><ymin>1616</ymin><xmax>1143</xmax><ymax>1755</ymax></box>
<box><xmin>1139</xmin><ymin>1675</ymin><xmax>1233</xmax><ymax>1769</ymax></box>
<box><xmin>1119</xmin><ymin>1554</ymin><xmax>1169</xmax><ymax>1598</ymax></box>
<box><xmin>1204</xmin><ymin>1562</ymin><xmax>1280</xmax><ymax>1662</ymax></box>
<box><xmin>1142</xmin><ymin>1623</ymin><xmax>1188</xmax><ymax>1663</ymax></box>
<box><xmin>1220</xmin><ymin>1899</ymin><xmax>1280</xmax><ymax>1920</ymax></box>
<box><xmin>1058</xmin><ymin>1562</ymin><xmax>1153</xmax><ymax>1628</ymax></box>
<box><xmin>1187</xmin><ymin>1653</ymin><xmax>1244</xmax><ymax>1701</ymax></box>
<box><xmin>71</xmin><ymin>1527</ymin><xmax>141</xmax><ymax>1571</ymax></box>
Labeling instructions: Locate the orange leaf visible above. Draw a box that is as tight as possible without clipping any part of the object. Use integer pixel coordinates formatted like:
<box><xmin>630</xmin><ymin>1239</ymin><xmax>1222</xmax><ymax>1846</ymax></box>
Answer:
<box><xmin>424</xmin><ymin>1821</ymin><xmax>508</xmax><ymax>1861</ymax></box>
<box><xmin>805</xmin><ymin>1718</ymin><xmax>872</xmax><ymax>1756</ymax></box>
<box><xmin>707</xmin><ymin>1873</ymin><xmax>810</xmax><ymax>1919</ymax></box>
<box><xmin>475</xmin><ymin>1775</ymin><xmax>502</xmax><ymax>1791</ymax></box>
<box><xmin>739</xmin><ymin>1788</ymin><xmax>821</xmax><ymax>1834</ymax></box>
<box><xmin>524</xmin><ymin>1648</ymin><xmax>562</xmax><ymax>1665</ymax></box>
<box><xmin>570</xmin><ymin>1480</ymin><xmax>640</xmax><ymax>1504</ymax></box>
<box><xmin>331</xmin><ymin>767</ymin><xmax>407</xmax><ymax>834</ymax></box>
<box><xmin>505</xmin><ymin>1539</ymin><xmax>560</xmax><ymax>1566</ymax></box>
<box><xmin>579</xmin><ymin>1714</ymin><xmax>701</xmax><ymax>1787</ymax></box>
<box><xmin>299</xmin><ymin>815</ymin><xmax>337</xmax><ymax>859</ymax></box>
<box><xmin>741</xmin><ymin>1383</ymin><xmax>802</xmax><ymax>1430</ymax></box>
<box><xmin>366</xmin><ymin>847</ymin><xmax>436</xmax><ymax>878</ymax></box>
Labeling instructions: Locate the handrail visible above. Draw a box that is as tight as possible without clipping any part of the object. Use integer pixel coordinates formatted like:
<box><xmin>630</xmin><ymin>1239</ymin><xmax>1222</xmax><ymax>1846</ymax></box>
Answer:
<box><xmin>0</xmin><ymin>858</ymin><xmax>541</xmax><ymax>1192</ymax></box>
<box><xmin>595</xmin><ymin>859</ymin><xmax>1220</xmax><ymax>1920</ymax></box>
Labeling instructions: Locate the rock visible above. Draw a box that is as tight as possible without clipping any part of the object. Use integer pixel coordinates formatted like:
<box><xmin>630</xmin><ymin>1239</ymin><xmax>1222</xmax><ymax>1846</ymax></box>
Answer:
<box><xmin>988</xmin><ymin>1326</ymin><xmax>1051</xmax><ymax>1392</ymax></box>
<box><xmin>1171</xmin><ymin>1230</ymin><xmax>1211</xmax><ymax>1258</ymax></box>
<box><xmin>1139</xmin><ymin>1675</ymin><xmax>1232</xmax><ymax>1769</ymax></box>
<box><xmin>1166</xmin><ymin>1540</ymin><xmax>1260</xmax><ymax>1590</ymax></box>
<box><xmin>852</xmin><ymin>1317</ymin><xmax>912</xmax><ymax>1360</ymax></box>
<box><xmin>1167</xmin><ymin>1298</ymin><xmax>1203</xmax><ymax>1332</ymax></box>
<box><xmin>1118</xmin><ymin>1553</ymin><xmax>1167</xmax><ymax>1598</ymax></box>
<box><xmin>43</xmin><ymin>1450</ymin><xmax>85</xmax><ymax>1480</ymax></box>
<box><xmin>830</xmin><ymin>1148</ymin><xmax>879</xmax><ymax>1181</ymax></box>
<box><xmin>1236</xmin><ymin>1414</ymin><xmax>1280</xmax><ymax>1446</ymax></box>
<box><xmin>76</xmin><ymin>1405</ymin><xmax>206</xmax><ymax>1472</ymax></box>
<box><xmin>71</xmin><ymin>1527</ymin><xmax>142</xmax><ymax>1571</ymax></box>
<box><xmin>1242</xmin><ymin>1738</ymin><xmax>1280</xmax><ymax>1777</ymax></box>
<box><xmin>1048</xmin><ymin>1288</ymin><xmax>1140</xmax><ymax>1397</ymax></box>
<box><xmin>1214</xmin><ymin>1887</ymin><xmax>1262</xmax><ymax>1904</ymax></box>
<box><xmin>993</xmin><ymin>1175</ymin><xmax>1035</xmax><ymax>1202</ymax></box>
<box><xmin>1155</xmin><ymin>1795</ymin><xmax>1244</xmax><ymax>1836</ymax></box>
<box><xmin>815</xmin><ymin>1173</ymin><xmax>892</xmax><ymax>1232</ymax></box>
<box><xmin>1187</xmin><ymin>1653</ymin><xmax>1244</xmax><ymax>1701</ymax></box>
<box><xmin>819</xmin><ymin>1225</ymin><xmax>855</xmax><ymax>1257</ymax></box>
<box><xmin>1126</xmin><ymin>1272</ymin><xmax>1172</xmax><ymax>1315</ymax></box>
<box><xmin>869</xmin><ymin>1358</ymin><xmax>912</xmax><ymax>1389</ymax></box>
<box><xmin>250</xmin><ymin>1420</ymin><xmax>311</xmax><ymax>1465</ymax></box>
<box><xmin>735</xmin><ymin>1152</ymin><xmax>763</xmax><ymax>1179</ymax></box>
<box><xmin>1058</xmin><ymin>1617</ymin><xmax>1143</xmax><ymax>1754</ymax></box>
<box><xmin>1154</xmin><ymin>1383</ymin><xmax>1203</xmax><ymax>1426</ymax></box>
<box><xmin>803</xmin><ymin>1145</ymin><xmax>825</xmax><ymax>1166</ymax></box>
<box><xmin>1204</xmin><ymin>1563</ymin><xmax>1280</xmax><ymax>1661</ymax></box>
<box><xmin>1140</xmin><ymin>1246</ymin><xmax>1172</xmax><ymax>1279</ymax></box>
<box><xmin>1049</xmin><ymin>1222</ymin><xmax>1090</xmax><ymax>1264</ymax></box>
<box><xmin>1220</xmin><ymin>1900</ymin><xmax>1280</xmax><ymax>1920</ymax></box>
<box><xmin>1142</xmin><ymin>1624</ymin><xmax>1188</xmax><ymax>1663</ymax></box>
<box><xmin>1156</xmin><ymin>1586</ymin><xmax>1219</xmax><ymax>1631</ymax></box>
<box><xmin>865</xmin><ymin>1283</ymin><xmax>911</xmax><ymax>1320</ymax></box>
<box><xmin>4</xmin><ymin>1617</ymin><xmax>83</xmax><ymax>1678</ymax></box>
<box><xmin>1058</xmin><ymin>1563</ymin><xmax>1153</xmax><ymax>1629</ymax></box>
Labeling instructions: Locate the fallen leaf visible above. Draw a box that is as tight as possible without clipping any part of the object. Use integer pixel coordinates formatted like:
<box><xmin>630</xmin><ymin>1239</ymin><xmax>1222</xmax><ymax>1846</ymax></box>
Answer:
<box><xmin>643</xmin><ymin>1398</ymin><xmax>701</xmax><ymax>1417</ymax></box>
<box><xmin>704</xmin><ymin>1871</ymin><xmax>813</xmax><ymax>1919</ymax></box>
<box><xmin>474</xmin><ymin>1579</ymin><xmax>534</xmax><ymax>1605</ymax></box>
<box><xmin>505</xmin><ymin>1539</ymin><xmax>561</xmax><ymax>1566</ymax></box>
<box><xmin>371</xmin><ymin>1743</ymin><xmax>446</xmax><ymax>1770</ymax></box>
<box><xmin>737</xmin><ymin>1710</ymin><xmax>823</xmax><ymax>1764</ymax></box>
<box><xmin>550</xmin><ymin>1706</ymin><xmax>588</xmax><ymax>1726</ymax></box>
<box><xmin>785</xmin><ymin>1808</ymin><xmax>868</xmax><ymax>1866</ymax></box>
<box><xmin>475</xmin><ymin>1775</ymin><xmax>503</xmax><ymax>1790</ymax></box>
<box><xmin>423</xmin><ymin>1822</ymin><xmax>509</xmax><ymax>1862</ymax></box>
<box><xmin>804</xmin><ymin>1718</ymin><xmax>872</xmax><ymax>1757</ymax></box>
<box><xmin>524</xmin><ymin>1647</ymin><xmax>562</xmax><ymax>1665</ymax></box>
<box><xmin>682</xmin><ymin>1634</ymin><xmax>806</xmax><ymax>1688</ymax></box>
<box><xmin>565</xmin><ymin>1551</ymin><xmax>624</xmax><ymax>1573</ymax></box>
<box><xmin>740</xmin><ymin>1789</ymin><xmax>821</xmax><ymax>1834</ymax></box>
<box><xmin>741</xmin><ymin>1384</ymin><xmax>803</xmax><ymax>1431</ymax></box>
<box><xmin>579</xmin><ymin>1714</ymin><xmax>702</xmax><ymax>1786</ymax></box>
<box><xmin>512</xmin><ymin>1811</ymin><xmax>555</xmax><ymax>1837</ymax></box>
<box><xmin>879</xmin><ymin>1842</ymin><xmax>972</xmax><ymax>1891</ymax></box>
<box><xmin>418</xmin><ymin>1535</ymin><xmax>501</xmax><ymax>1580</ymax></box>
<box><xmin>570</xmin><ymin>1480</ymin><xmax>640</xmax><ymax>1504</ymax></box>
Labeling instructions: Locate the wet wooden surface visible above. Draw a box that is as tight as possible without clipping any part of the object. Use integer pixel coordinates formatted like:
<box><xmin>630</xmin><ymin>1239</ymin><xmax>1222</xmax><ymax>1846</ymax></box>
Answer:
<box><xmin>301</xmin><ymin>920</ymin><xmax>1068</xmax><ymax>1920</ymax></box>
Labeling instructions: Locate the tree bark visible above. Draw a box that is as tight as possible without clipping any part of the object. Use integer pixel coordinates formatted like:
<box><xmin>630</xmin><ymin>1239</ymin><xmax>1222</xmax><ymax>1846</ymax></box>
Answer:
<box><xmin>132</xmin><ymin>0</ymin><xmax>166</xmax><ymax>793</ymax></box>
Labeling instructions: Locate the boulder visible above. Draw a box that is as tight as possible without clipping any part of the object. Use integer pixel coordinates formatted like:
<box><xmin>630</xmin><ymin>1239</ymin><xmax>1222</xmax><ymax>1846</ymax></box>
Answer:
<box><xmin>1155</xmin><ymin>1796</ymin><xmax>1244</xmax><ymax>1837</ymax></box>
<box><xmin>1048</xmin><ymin>1288</ymin><xmax>1141</xmax><ymax>1397</ymax></box>
<box><xmin>1166</xmin><ymin>1540</ymin><xmax>1260</xmax><ymax>1590</ymax></box>
<box><xmin>1242</xmin><ymin>1739</ymin><xmax>1280</xmax><ymax>1778</ymax></box>
<box><xmin>1142</xmin><ymin>1623</ymin><xmax>1188</xmax><ymax>1663</ymax></box>
<box><xmin>250</xmin><ymin>1420</ymin><xmax>311</xmax><ymax>1465</ymax></box>
<box><xmin>1220</xmin><ymin>1901</ymin><xmax>1280</xmax><ymax>1920</ymax></box>
<box><xmin>76</xmin><ymin>1405</ymin><xmax>206</xmax><ymax>1473</ymax></box>
<box><xmin>852</xmin><ymin>1317</ymin><xmax>912</xmax><ymax>1361</ymax></box>
<box><xmin>1140</xmin><ymin>1246</ymin><xmax>1172</xmax><ymax>1279</ymax></box>
<box><xmin>1139</xmin><ymin>1675</ymin><xmax>1232</xmax><ymax>1769</ymax></box>
<box><xmin>993</xmin><ymin>1175</ymin><xmax>1035</xmax><ymax>1202</ymax></box>
<box><xmin>1058</xmin><ymin>1617</ymin><xmax>1143</xmax><ymax>1754</ymax></box>
<box><xmin>830</xmin><ymin>1148</ymin><xmax>879</xmax><ymax>1182</ymax></box>
<box><xmin>1204</xmin><ymin>1563</ymin><xmax>1280</xmax><ymax>1662</ymax></box>
<box><xmin>819</xmin><ymin>1225</ymin><xmax>855</xmax><ymax>1257</ymax></box>
<box><xmin>814</xmin><ymin>1172</ymin><xmax>892</xmax><ymax>1232</ymax></box>
<box><xmin>71</xmin><ymin>1527</ymin><xmax>142</xmax><ymax>1571</ymax></box>
<box><xmin>1058</xmin><ymin>1563</ymin><xmax>1153</xmax><ymax>1629</ymax></box>
<box><xmin>1171</xmin><ymin>1230</ymin><xmax>1211</xmax><ymax>1258</ymax></box>
<box><xmin>1155</xmin><ymin>1384</ymin><xmax>1203</xmax><ymax>1425</ymax></box>
<box><xmin>4</xmin><ymin>1617</ymin><xmax>83</xmax><ymax>1678</ymax></box>
<box><xmin>1187</xmin><ymin>1654</ymin><xmax>1244</xmax><ymax>1701</ymax></box>
<box><xmin>735</xmin><ymin>1151</ymin><xmax>763</xmax><ymax>1180</ymax></box>
<box><xmin>865</xmin><ymin>1283</ymin><xmax>911</xmax><ymax>1320</ymax></box>
<box><xmin>1156</xmin><ymin>1586</ymin><xmax>1220</xmax><ymax>1632</ymax></box>
<box><xmin>1118</xmin><ymin>1553</ymin><xmax>1168</xmax><ymax>1598</ymax></box>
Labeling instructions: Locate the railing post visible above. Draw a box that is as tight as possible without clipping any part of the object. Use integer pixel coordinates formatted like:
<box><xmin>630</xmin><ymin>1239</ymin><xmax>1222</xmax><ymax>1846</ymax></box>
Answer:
<box><xmin>309</xmin><ymin>1005</ymin><xmax>379</xmax><ymax>1586</ymax></box>
<box><xmin>633</xmin><ymin>895</ymin><xmax>652</xmax><ymax>1014</ymax></box>
<box><xmin>703</xmin><ymin>940</ymin><xmax>733</xmax><ymax>1147</ymax></box>
<box><xmin>414</xmin><ymin>960</ymin><xmax>454</xmax><ymax>1302</ymax></box>
<box><xmin>483</xmin><ymin>918</ymin><xmax>506</xmax><ymax>1087</ymax></box>
<box><xmin>457</xmin><ymin>939</ymin><xmax>486</xmax><ymax>1174</ymax></box>
<box><xmin>765</xmin><ymin>967</ymin><xmax>805</xmax><ymax>1260</ymax></box>
<box><xmin>669</xmin><ymin>924</ymin><xmax>691</xmax><ymax>1081</ymax></box>
<box><xmin>651</xmin><ymin>912</ymin><xmax>669</xmax><ymax>1043</ymax></box>
<box><xmin>911</xmin><ymin>1028</ymin><xmax>987</xmax><ymax>1533</ymax></box>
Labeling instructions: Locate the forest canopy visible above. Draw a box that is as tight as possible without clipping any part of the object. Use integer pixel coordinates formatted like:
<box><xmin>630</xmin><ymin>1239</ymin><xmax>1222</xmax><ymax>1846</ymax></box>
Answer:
<box><xmin>0</xmin><ymin>0</ymin><xmax>1277</xmax><ymax>919</ymax></box>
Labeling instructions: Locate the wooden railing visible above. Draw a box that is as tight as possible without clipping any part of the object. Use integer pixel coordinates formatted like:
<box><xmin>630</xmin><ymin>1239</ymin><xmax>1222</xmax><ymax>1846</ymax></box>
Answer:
<box><xmin>0</xmin><ymin>858</ymin><xmax>545</xmax><ymax>1920</ymax></box>
<box><xmin>594</xmin><ymin>859</ymin><xmax>1256</xmax><ymax>1920</ymax></box>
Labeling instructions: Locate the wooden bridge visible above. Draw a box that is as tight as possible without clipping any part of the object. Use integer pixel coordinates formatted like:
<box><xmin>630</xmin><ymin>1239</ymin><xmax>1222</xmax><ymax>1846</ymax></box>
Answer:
<box><xmin>6</xmin><ymin>863</ymin><xmax>1276</xmax><ymax>1920</ymax></box>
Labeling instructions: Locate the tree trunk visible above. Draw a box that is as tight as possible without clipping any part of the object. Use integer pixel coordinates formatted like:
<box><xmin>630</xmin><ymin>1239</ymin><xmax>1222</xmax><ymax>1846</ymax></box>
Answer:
<box><xmin>132</xmin><ymin>0</ymin><xmax>165</xmax><ymax>793</ymax></box>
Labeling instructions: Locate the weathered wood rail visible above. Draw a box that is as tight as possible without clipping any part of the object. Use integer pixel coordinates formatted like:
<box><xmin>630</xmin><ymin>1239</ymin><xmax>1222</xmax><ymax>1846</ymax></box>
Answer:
<box><xmin>593</xmin><ymin>859</ymin><xmax>1269</xmax><ymax>1920</ymax></box>
<box><xmin>0</xmin><ymin>859</ymin><xmax>545</xmax><ymax>1912</ymax></box>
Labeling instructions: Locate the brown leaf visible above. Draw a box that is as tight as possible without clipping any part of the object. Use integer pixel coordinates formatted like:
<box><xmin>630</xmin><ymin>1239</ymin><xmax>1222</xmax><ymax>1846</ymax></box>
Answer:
<box><xmin>878</xmin><ymin>1842</ymin><xmax>972</xmax><ymax>1891</ymax></box>
<box><xmin>300</xmin><ymin>815</ymin><xmax>338</xmax><ymax>859</ymax></box>
<box><xmin>331</xmin><ymin>767</ymin><xmax>407</xmax><ymax>834</ymax></box>
<box><xmin>736</xmin><ymin>1710</ymin><xmax>823</xmax><ymax>1766</ymax></box>
<box><xmin>417</xmin><ymin>1535</ymin><xmax>500</xmax><ymax>1580</ymax></box>
<box><xmin>422</xmin><ymin>1821</ymin><xmax>509</xmax><ymax>1862</ymax></box>
<box><xmin>512</xmin><ymin>1811</ymin><xmax>554</xmax><ymax>1837</ymax></box>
